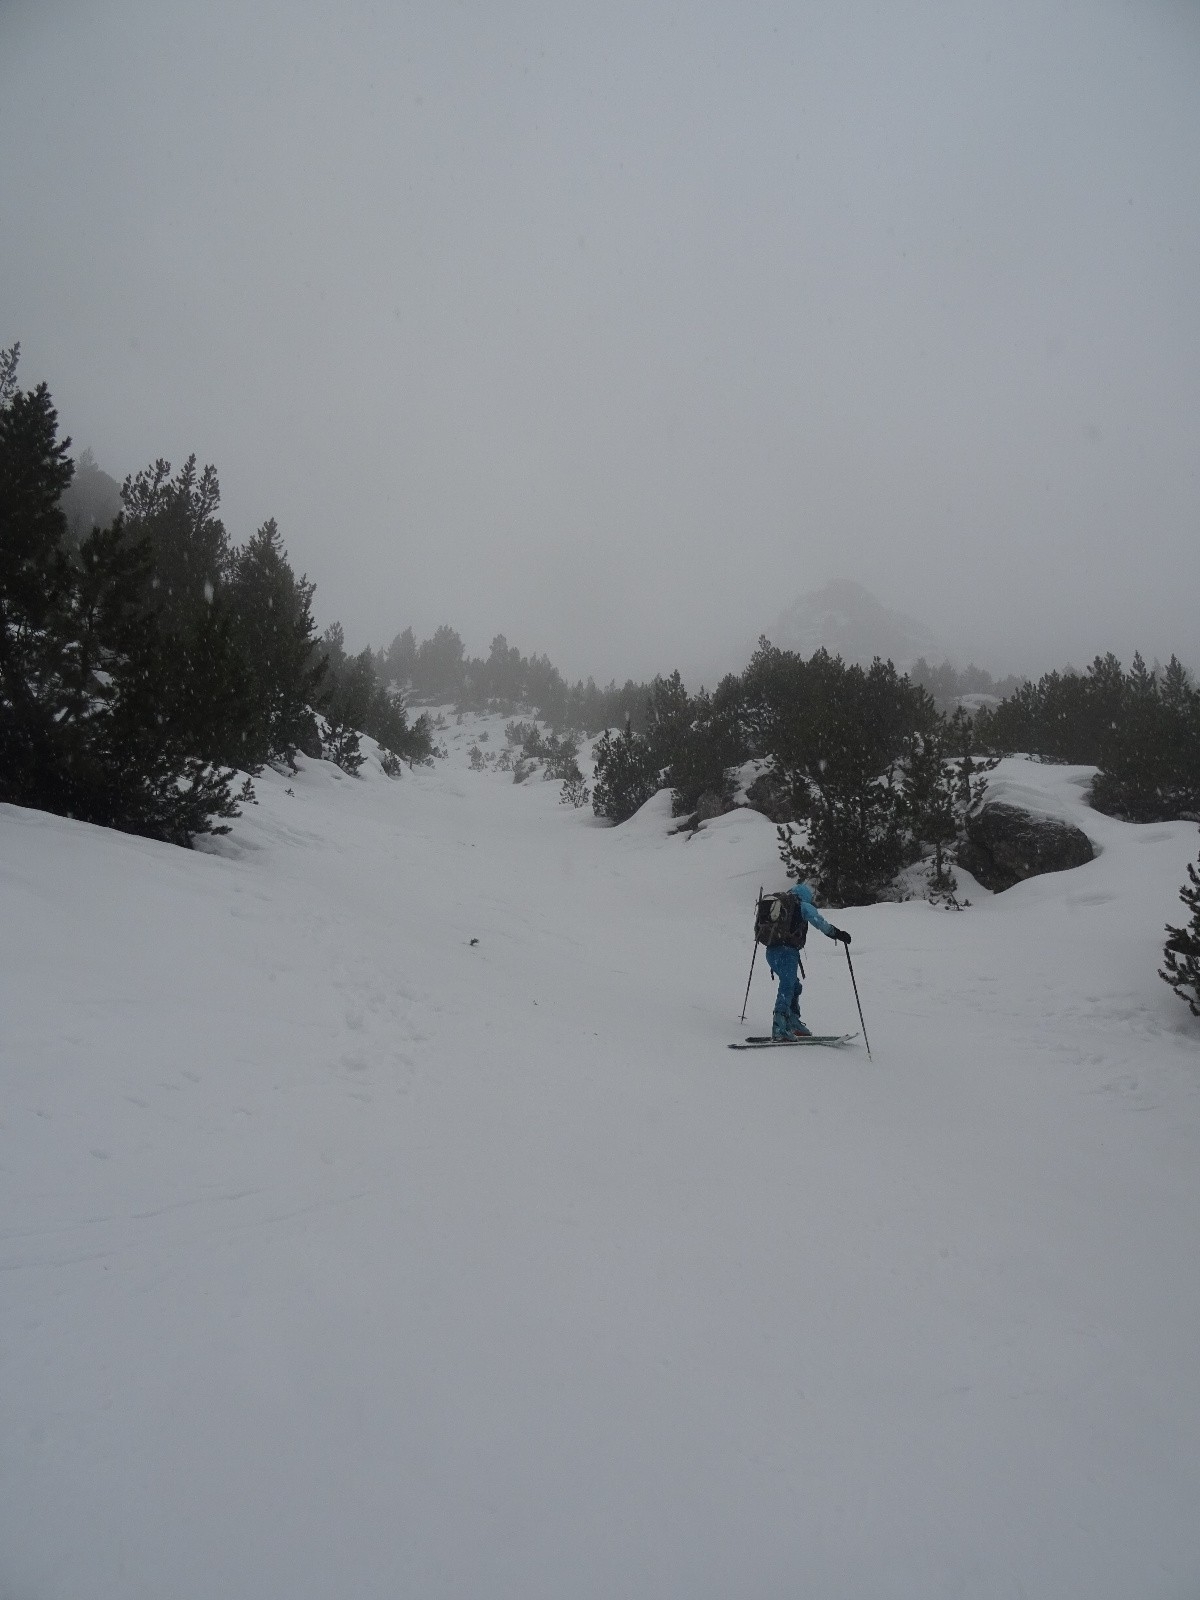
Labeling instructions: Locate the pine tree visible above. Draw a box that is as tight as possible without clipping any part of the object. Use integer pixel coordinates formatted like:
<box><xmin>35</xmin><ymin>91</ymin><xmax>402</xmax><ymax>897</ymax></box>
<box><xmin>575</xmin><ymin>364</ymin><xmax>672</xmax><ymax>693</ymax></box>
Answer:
<box><xmin>0</xmin><ymin>364</ymin><xmax>76</xmax><ymax>812</ymax></box>
<box><xmin>317</xmin><ymin>625</ymin><xmax>365</xmax><ymax>772</ymax></box>
<box><xmin>484</xmin><ymin>632</ymin><xmax>524</xmax><ymax>702</ymax></box>
<box><xmin>412</xmin><ymin>624</ymin><xmax>465</xmax><ymax>700</ymax></box>
<box><xmin>1158</xmin><ymin>657</ymin><xmax>1200</xmax><ymax>818</ymax></box>
<box><xmin>560</xmin><ymin>772</ymin><xmax>590</xmax><ymax>808</ymax></box>
<box><xmin>667</xmin><ymin>675</ymin><xmax>748</xmax><ymax>818</ymax></box>
<box><xmin>0</xmin><ymin>343</ymin><xmax>18</xmax><ymax>407</ymax></box>
<box><xmin>1088</xmin><ymin>653</ymin><xmax>1200</xmax><ymax>822</ymax></box>
<box><xmin>381</xmin><ymin>626</ymin><xmax>417</xmax><ymax>688</ymax></box>
<box><xmin>776</xmin><ymin>777</ymin><xmax>903</xmax><ymax>906</ymax></box>
<box><xmin>56</xmin><ymin>505</ymin><xmax>243</xmax><ymax>841</ymax></box>
<box><xmin>227</xmin><ymin>518</ymin><xmax>324</xmax><ymax>768</ymax></box>
<box><xmin>900</xmin><ymin>722</ymin><xmax>957</xmax><ymax>892</ymax></box>
<box><xmin>592</xmin><ymin>719</ymin><xmax>659</xmax><ymax>823</ymax></box>
<box><xmin>120</xmin><ymin>454</ymin><xmax>256</xmax><ymax>771</ymax></box>
<box><xmin>644</xmin><ymin>670</ymin><xmax>692</xmax><ymax>769</ymax></box>
<box><xmin>318</xmin><ymin>624</ymin><xmax>430</xmax><ymax>771</ymax></box>
<box><xmin>0</xmin><ymin>351</ymin><xmax>241</xmax><ymax>843</ymax></box>
<box><xmin>941</xmin><ymin>706</ymin><xmax>999</xmax><ymax>888</ymax></box>
<box><xmin>770</xmin><ymin>655</ymin><xmax>911</xmax><ymax>905</ymax></box>
<box><xmin>60</xmin><ymin>446</ymin><xmax>123</xmax><ymax>548</ymax></box>
<box><xmin>121</xmin><ymin>455</ymin><xmax>230</xmax><ymax>632</ymax></box>
<box><xmin>1161</xmin><ymin>839</ymin><xmax>1200</xmax><ymax>1018</ymax></box>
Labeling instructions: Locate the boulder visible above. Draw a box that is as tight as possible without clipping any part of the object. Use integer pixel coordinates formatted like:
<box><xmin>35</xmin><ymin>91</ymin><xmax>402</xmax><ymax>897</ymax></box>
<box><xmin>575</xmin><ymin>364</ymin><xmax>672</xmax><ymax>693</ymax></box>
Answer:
<box><xmin>959</xmin><ymin>800</ymin><xmax>1094</xmax><ymax>892</ymax></box>
<box><xmin>297</xmin><ymin>713</ymin><xmax>324</xmax><ymax>762</ymax></box>
<box><xmin>670</xmin><ymin>787</ymin><xmax>737</xmax><ymax>835</ymax></box>
<box><xmin>744</xmin><ymin>768</ymin><xmax>799</xmax><ymax>824</ymax></box>
<box><xmin>694</xmin><ymin>788</ymin><xmax>735</xmax><ymax>823</ymax></box>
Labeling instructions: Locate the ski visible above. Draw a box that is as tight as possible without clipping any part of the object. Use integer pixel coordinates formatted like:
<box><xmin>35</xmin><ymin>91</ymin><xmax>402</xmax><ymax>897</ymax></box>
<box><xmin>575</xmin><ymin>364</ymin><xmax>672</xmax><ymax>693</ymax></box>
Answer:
<box><xmin>729</xmin><ymin>1032</ymin><xmax>858</xmax><ymax>1050</ymax></box>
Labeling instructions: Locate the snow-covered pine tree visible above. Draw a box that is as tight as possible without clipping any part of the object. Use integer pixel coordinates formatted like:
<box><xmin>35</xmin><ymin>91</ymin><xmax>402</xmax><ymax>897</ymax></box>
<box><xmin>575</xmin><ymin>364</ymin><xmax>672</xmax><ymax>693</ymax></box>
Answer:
<box><xmin>592</xmin><ymin>719</ymin><xmax>659</xmax><ymax>823</ymax></box>
<box><xmin>0</xmin><ymin>347</ymin><xmax>242</xmax><ymax>844</ymax></box>
<box><xmin>318</xmin><ymin>625</ymin><xmax>367</xmax><ymax>774</ymax></box>
<box><xmin>1161</xmin><ymin>838</ymin><xmax>1200</xmax><ymax>1018</ymax></box>
<box><xmin>668</xmin><ymin>680</ymin><xmax>747</xmax><ymax>819</ymax></box>
<box><xmin>900</xmin><ymin>724</ymin><xmax>957</xmax><ymax>893</ymax></box>
<box><xmin>72</xmin><ymin>517</ymin><xmax>243</xmax><ymax>844</ymax></box>
<box><xmin>542</xmin><ymin>732</ymin><xmax>582</xmax><ymax>782</ymax></box>
<box><xmin>643</xmin><ymin>670</ymin><xmax>692</xmax><ymax>771</ymax></box>
<box><xmin>775</xmin><ymin>776</ymin><xmax>902</xmax><ymax>906</ymax></box>
<box><xmin>319</xmin><ymin>621</ymin><xmax>431</xmax><ymax>771</ymax></box>
<box><xmin>948</xmin><ymin>706</ymin><xmax>998</xmax><ymax>876</ymax></box>
<box><xmin>119</xmin><ymin>454</ymin><xmax>259</xmax><ymax>774</ymax></box>
<box><xmin>770</xmin><ymin>655</ymin><xmax>912</xmax><ymax>905</ymax></box>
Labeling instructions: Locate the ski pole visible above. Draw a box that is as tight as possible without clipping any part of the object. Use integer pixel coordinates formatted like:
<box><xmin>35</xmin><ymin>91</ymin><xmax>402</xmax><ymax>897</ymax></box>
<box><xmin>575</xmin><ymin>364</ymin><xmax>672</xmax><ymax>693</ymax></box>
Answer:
<box><xmin>740</xmin><ymin>888</ymin><xmax>763</xmax><ymax>1023</ymax></box>
<box><xmin>843</xmin><ymin>941</ymin><xmax>872</xmax><ymax>1061</ymax></box>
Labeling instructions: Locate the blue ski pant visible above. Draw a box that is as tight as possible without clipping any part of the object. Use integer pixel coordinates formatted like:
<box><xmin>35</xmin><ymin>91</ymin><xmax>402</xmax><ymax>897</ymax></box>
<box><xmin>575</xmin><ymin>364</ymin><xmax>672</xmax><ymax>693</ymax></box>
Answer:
<box><xmin>765</xmin><ymin>944</ymin><xmax>803</xmax><ymax>1022</ymax></box>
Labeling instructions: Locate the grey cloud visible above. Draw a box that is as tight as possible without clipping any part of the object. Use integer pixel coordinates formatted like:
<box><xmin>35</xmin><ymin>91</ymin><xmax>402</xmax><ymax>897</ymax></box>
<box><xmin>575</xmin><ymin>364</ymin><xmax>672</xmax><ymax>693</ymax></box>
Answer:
<box><xmin>2</xmin><ymin>0</ymin><xmax>1197</xmax><ymax>683</ymax></box>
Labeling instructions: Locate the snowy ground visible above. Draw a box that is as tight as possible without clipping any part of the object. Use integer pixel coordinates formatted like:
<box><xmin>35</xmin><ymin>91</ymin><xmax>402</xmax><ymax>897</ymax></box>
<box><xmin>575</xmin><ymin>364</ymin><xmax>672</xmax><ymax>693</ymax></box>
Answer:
<box><xmin>3</xmin><ymin>717</ymin><xmax>1199</xmax><ymax>1599</ymax></box>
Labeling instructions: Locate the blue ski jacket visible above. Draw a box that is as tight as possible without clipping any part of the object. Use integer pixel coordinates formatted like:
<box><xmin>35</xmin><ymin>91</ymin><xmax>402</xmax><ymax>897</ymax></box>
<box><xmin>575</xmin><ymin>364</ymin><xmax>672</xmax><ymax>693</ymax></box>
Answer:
<box><xmin>787</xmin><ymin>882</ymin><xmax>839</xmax><ymax>940</ymax></box>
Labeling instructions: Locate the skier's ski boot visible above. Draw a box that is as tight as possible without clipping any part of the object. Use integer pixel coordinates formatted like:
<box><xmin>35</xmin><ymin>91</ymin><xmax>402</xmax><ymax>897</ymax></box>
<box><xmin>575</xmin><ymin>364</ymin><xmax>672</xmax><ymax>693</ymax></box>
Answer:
<box><xmin>788</xmin><ymin>1015</ymin><xmax>812</xmax><ymax>1038</ymax></box>
<box><xmin>772</xmin><ymin>1016</ymin><xmax>799</xmax><ymax>1041</ymax></box>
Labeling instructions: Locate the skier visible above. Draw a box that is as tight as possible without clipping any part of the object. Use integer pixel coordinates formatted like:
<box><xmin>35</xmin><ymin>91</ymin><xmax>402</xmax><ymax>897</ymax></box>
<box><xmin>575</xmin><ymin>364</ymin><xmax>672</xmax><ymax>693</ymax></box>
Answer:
<box><xmin>764</xmin><ymin>882</ymin><xmax>851</xmax><ymax>1039</ymax></box>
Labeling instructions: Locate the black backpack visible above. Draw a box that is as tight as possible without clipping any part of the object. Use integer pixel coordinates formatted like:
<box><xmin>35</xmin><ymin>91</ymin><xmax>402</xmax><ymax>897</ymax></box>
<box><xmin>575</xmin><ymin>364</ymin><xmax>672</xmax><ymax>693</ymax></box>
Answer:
<box><xmin>755</xmin><ymin>891</ymin><xmax>808</xmax><ymax>949</ymax></box>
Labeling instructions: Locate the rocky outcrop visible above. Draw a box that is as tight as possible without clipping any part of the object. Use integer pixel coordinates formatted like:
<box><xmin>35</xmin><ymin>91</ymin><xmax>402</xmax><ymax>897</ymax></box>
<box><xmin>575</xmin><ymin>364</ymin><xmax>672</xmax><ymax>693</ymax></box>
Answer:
<box><xmin>743</xmin><ymin>768</ymin><xmax>799</xmax><ymax>824</ymax></box>
<box><xmin>959</xmin><ymin>800</ymin><xmax>1095</xmax><ymax>892</ymax></box>
<box><xmin>694</xmin><ymin>789</ymin><xmax>735</xmax><ymax>822</ymax></box>
<box><xmin>297</xmin><ymin>714</ymin><xmax>324</xmax><ymax>761</ymax></box>
<box><xmin>670</xmin><ymin>787</ymin><xmax>738</xmax><ymax>835</ymax></box>
<box><xmin>769</xmin><ymin>578</ymin><xmax>947</xmax><ymax>673</ymax></box>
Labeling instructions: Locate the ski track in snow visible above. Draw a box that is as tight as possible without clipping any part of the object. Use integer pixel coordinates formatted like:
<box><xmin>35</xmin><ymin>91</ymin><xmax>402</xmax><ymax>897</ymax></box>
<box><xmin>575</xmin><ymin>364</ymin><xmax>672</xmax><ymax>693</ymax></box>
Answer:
<box><xmin>2</xmin><ymin>721</ymin><xmax>1199</xmax><ymax>1599</ymax></box>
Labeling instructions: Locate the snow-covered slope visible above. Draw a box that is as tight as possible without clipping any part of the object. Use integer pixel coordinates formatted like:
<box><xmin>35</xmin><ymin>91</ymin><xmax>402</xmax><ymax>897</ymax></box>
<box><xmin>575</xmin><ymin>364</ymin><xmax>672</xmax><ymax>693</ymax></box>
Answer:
<box><xmin>3</xmin><ymin>727</ymin><xmax>1199</xmax><ymax>1599</ymax></box>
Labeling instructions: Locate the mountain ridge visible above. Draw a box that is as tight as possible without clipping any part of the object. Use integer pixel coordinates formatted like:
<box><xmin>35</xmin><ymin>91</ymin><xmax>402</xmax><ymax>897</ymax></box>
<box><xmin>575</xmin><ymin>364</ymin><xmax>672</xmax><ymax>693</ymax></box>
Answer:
<box><xmin>767</xmin><ymin>578</ymin><xmax>948</xmax><ymax>670</ymax></box>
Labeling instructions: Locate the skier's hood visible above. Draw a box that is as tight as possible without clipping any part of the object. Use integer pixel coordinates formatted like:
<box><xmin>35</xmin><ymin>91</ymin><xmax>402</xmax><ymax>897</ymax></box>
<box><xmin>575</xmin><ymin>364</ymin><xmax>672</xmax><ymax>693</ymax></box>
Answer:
<box><xmin>794</xmin><ymin>882</ymin><xmax>817</xmax><ymax>906</ymax></box>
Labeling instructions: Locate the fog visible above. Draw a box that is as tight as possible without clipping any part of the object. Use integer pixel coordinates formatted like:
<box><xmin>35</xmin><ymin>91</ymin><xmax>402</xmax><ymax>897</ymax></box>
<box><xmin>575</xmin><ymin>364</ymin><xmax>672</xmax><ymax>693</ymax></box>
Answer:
<box><xmin>2</xmin><ymin>0</ymin><xmax>1198</xmax><ymax>684</ymax></box>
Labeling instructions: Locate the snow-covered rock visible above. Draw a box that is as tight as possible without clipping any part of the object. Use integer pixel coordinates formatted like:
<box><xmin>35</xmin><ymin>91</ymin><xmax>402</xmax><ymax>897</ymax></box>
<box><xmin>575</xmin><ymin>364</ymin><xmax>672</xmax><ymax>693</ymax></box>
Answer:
<box><xmin>961</xmin><ymin>798</ymin><xmax>1096</xmax><ymax>891</ymax></box>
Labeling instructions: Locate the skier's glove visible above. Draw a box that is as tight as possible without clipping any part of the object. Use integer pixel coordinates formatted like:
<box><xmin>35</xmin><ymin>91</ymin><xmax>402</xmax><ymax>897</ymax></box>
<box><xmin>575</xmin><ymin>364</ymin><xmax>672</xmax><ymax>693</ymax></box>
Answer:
<box><xmin>835</xmin><ymin>928</ymin><xmax>852</xmax><ymax>944</ymax></box>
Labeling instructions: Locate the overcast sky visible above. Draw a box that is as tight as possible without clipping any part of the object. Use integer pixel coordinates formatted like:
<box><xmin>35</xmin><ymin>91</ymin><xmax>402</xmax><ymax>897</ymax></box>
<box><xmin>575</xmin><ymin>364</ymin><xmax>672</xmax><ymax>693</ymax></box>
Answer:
<box><xmin>2</xmin><ymin>0</ymin><xmax>1197</xmax><ymax>682</ymax></box>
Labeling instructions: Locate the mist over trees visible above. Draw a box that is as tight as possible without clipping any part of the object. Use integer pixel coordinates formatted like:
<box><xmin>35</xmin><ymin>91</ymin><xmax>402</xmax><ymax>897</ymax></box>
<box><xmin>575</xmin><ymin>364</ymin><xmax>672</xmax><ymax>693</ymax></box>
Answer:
<box><xmin>6</xmin><ymin>343</ymin><xmax>1197</xmax><ymax>881</ymax></box>
<box><xmin>976</xmin><ymin>654</ymin><xmax>1200</xmax><ymax>823</ymax></box>
<box><xmin>0</xmin><ymin>353</ymin><xmax>241</xmax><ymax>842</ymax></box>
<box><xmin>375</xmin><ymin>604</ymin><xmax>1200</xmax><ymax>905</ymax></box>
<box><xmin>908</xmin><ymin>656</ymin><xmax>1024</xmax><ymax>712</ymax></box>
<box><xmin>378</xmin><ymin>623</ymin><xmax>649</xmax><ymax>735</ymax></box>
<box><xmin>59</xmin><ymin>447</ymin><xmax>122</xmax><ymax>547</ymax></box>
<box><xmin>0</xmin><ymin>347</ymin><xmax>429</xmax><ymax>847</ymax></box>
<box><xmin>379</xmin><ymin>621</ymin><xmax>1002</xmax><ymax>903</ymax></box>
<box><xmin>590</xmin><ymin>644</ymin><xmax>985</xmax><ymax>906</ymax></box>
